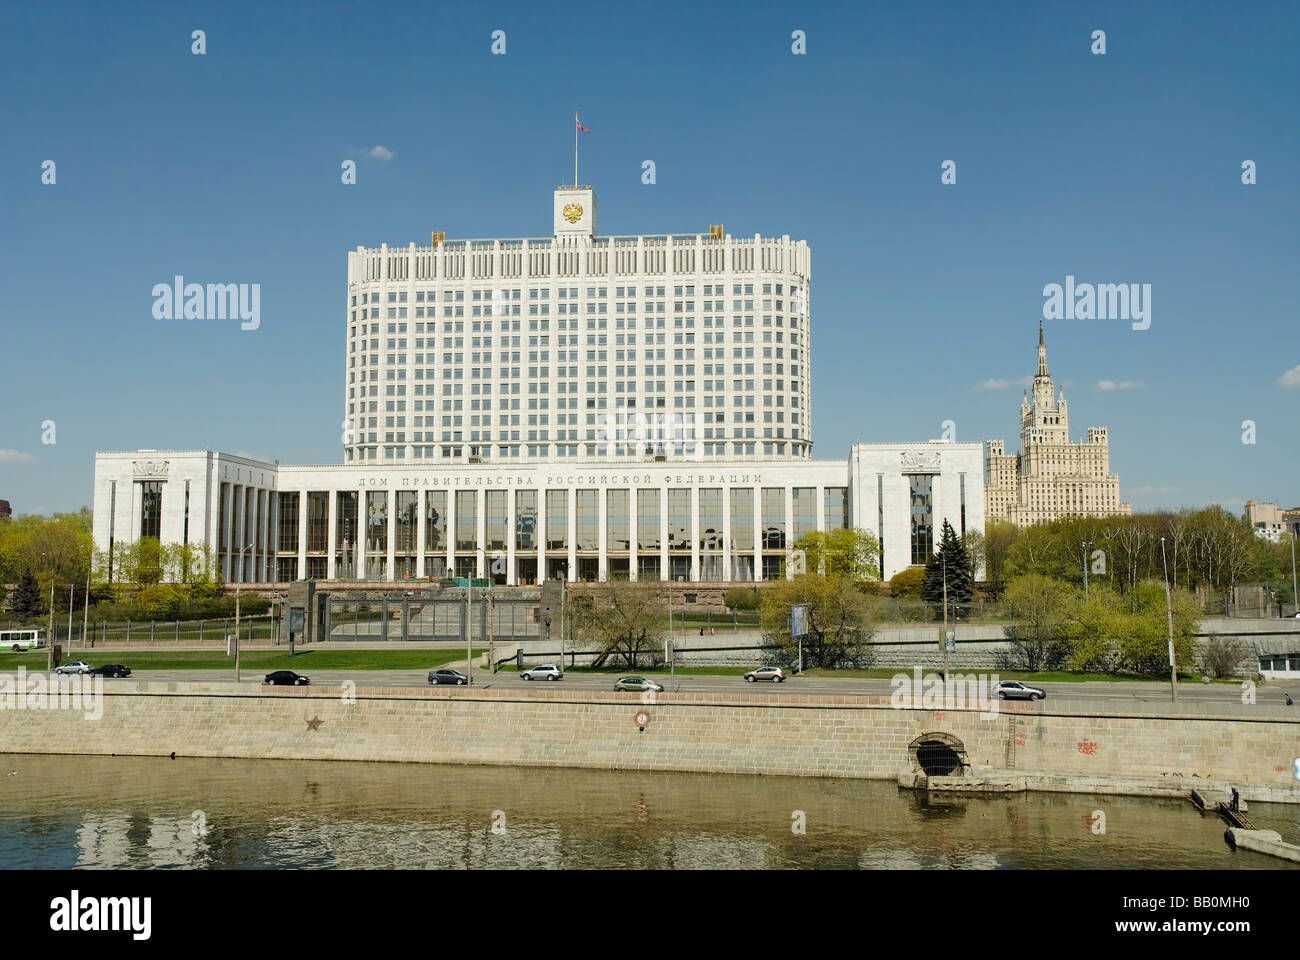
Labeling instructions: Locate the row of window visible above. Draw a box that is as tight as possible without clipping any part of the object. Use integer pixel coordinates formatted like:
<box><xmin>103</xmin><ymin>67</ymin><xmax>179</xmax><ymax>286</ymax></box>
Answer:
<box><xmin>350</xmin><ymin>282</ymin><xmax>798</xmax><ymax>306</ymax></box>
<box><xmin>271</xmin><ymin>487</ymin><xmax>848</xmax><ymax>556</ymax></box>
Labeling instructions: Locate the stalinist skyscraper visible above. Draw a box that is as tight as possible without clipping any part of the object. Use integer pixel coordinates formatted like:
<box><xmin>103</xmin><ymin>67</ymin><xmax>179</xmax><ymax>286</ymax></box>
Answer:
<box><xmin>984</xmin><ymin>325</ymin><xmax>1130</xmax><ymax>525</ymax></box>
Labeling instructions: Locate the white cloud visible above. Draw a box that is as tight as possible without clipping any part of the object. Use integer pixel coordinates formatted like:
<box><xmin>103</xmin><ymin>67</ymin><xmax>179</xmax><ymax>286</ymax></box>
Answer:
<box><xmin>368</xmin><ymin>145</ymin><xmax>394</xmax><ymax>162</ymax></box>
<box><xmin>0</xmin><ymin>449</ymin><xmax>37</xmax><ymax>464</ymax></box>
<box><xmin>1279</xmin><ymin>364</ymin><xmax>1300</xmax><ymax>388</ymax></box>
<box><xmin>1096</xmin><ymin>379</ymin><xmax>1145</xmax><ymax>391</ymax></box>
<box><xmin>976</xmin><ymin>376</ymin><xmax>1031</xmax><ymax>391</ymax></box>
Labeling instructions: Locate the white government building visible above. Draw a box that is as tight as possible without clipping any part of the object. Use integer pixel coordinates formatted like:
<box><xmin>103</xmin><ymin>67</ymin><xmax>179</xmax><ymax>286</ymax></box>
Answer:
<box><xmin>92</xmin><ymin>184</ymin><xmax>985</xmax><ymax>585</ymax></box>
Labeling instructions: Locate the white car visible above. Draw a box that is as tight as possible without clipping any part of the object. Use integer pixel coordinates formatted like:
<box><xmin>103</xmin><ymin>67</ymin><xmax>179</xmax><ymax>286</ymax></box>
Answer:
<box><xmin>53</xmin><ymin>661</ymin><xmax>94</xmax><ymax>676</ymax></box>
<box><xmin>520</xmin><ymin>664</ymin><xmax>563</xmax><ymax>681</ymax></box>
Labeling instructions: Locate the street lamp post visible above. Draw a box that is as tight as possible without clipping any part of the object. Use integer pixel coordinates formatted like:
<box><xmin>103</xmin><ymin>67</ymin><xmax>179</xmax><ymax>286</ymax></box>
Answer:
<box><xmin>942</xmin><ymin>553</ymin><xmax>950</xmax><ymax>683</ymax></box>
<box><xmin>1160</xmin><ymin>537</ymin><xmax>1177</xmax><ymax>702</ymax></box>
<box><xmin>1290</xmin><ymin>536</ymin><xmax>1298</xmax><ymax>618</ymax></box>
<box><xmin>234</xmin><ymin>544</ymin><xmax>254</xmax><ymax>683</ymax></box>
<box><xmin>45</xmin><ymin>556</ymin><xmax>55</xmax><ymax>671</ymax></box>
<box><xmin>1082</xmin><ymin>540</ymin><xmax>1092</xmax><ymax>595</ymax></box>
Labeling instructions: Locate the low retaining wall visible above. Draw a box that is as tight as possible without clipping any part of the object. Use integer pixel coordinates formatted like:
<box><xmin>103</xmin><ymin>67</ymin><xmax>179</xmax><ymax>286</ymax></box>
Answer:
<box><xmin>1</xmin><ymin>682</ymin><xmax>1297</xmax><ymax>803</ymax></box>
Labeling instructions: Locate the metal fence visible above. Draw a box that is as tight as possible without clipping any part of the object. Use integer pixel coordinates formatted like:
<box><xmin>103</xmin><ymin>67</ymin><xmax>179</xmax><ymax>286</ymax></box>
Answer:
<box><xmin>324</xmin><ymin>593</ymin><xmax>542</xmax><ymax>643</ymax></box>
<box><xmin>1</xmin><ymin>615</ymin><xmax>278</xmax><ymax>646</ymax></box>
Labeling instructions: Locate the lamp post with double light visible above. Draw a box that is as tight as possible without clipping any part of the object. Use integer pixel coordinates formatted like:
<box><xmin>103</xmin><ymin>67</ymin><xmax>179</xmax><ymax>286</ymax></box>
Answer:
<box><xmin>233</xmin><ymin>544</ymin><xmax>254</xmax><ymax>682</ymax></box>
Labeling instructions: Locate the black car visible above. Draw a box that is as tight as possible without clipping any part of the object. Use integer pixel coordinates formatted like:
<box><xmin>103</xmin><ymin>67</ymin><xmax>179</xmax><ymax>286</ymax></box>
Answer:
<box><xmin>263</xmin><ymin>670</ymin><xmax>310</xmax><ymax>686</ymax></box>
<box><xmin>428</xmin><ymin>668</ymin><xmax>469</xmax><ymax>686</ymax></box>
<box><xmin>90</xmin><ymin>664</ymin><xmax>131</xmax><ymax>678</ymax></box>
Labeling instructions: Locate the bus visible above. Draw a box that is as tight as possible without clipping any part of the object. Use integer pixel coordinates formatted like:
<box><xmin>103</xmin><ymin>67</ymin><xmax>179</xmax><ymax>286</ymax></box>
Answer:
<box><xmin>0</xmin><ymin>629</ymin><xmax>46</xmax><ymax>651</ymax></box>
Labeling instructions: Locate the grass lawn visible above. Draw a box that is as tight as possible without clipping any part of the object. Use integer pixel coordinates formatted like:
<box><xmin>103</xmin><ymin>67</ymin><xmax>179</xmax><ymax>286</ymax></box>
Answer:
<box><xmin>0</xmin><ymin>649</ymin><xmax>483</xmax><ymax>671</ymax></box>
<box><xmin>799</xmin><ymin>667</ymin><xmax>1236</xmax><ymax>684</ymax></box>
<box><xmin>494</xmin><ymin>663</ymin><xmax>753</xmax><ymax>676</ymax></box>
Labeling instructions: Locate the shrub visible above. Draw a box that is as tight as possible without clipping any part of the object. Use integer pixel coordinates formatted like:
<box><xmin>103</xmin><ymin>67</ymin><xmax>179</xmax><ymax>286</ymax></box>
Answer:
<box><xmin>1199</xmin><ymin>636</ymin><xmax>1244</xmax><ymax>678</ymax></box>
<box><xmin>888</xmin><ymin>567</ymin><xmax>925</xmax><ymax>598</ymax></box>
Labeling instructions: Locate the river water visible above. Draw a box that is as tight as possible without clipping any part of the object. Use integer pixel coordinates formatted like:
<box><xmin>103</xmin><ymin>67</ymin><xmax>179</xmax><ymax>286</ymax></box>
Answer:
<box><xmin>0</xmin><ymin>754</ymin><xmax>1294</xmax><ymax>869</ymax></box>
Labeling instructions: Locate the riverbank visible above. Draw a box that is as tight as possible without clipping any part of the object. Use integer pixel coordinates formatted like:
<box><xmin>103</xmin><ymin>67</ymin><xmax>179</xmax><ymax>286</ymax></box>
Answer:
<box><xmin>2</xmin><ymin>680</ymin><xmax>1296</xmax><ymax>806</ymax></box>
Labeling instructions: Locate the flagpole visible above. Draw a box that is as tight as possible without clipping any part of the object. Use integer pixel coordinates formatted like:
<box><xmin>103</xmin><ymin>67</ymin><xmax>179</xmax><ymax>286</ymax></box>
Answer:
<box><xmin>574</xmin><ymin>110</ymin><xmax>579</xmax><ymax>186</ymax></box>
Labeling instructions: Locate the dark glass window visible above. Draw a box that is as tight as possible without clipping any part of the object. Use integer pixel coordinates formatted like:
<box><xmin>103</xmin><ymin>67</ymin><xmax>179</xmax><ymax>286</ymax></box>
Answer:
<box><xmin>637</xmin><ymin>489</ymin><xmax>660</xmax><ymax>552</ymax></box>
<box><xmin>515</xmin><ymin>490</ymin><xmax>536</xmax><ymax>551</ymax></box>
<box><xmin>278</xmin><ymin>492</ymin><xmax>299</xmax><ymax>551</ymax></box>
<box><xmin>909</xmin><ymin>474</ymin><xmax>934</xmax><ymax>566</ymax></box>
<box><xmin>138</xmin><ymin>481</ymin><xmax>163</xmax><ymax>541</ymax></box>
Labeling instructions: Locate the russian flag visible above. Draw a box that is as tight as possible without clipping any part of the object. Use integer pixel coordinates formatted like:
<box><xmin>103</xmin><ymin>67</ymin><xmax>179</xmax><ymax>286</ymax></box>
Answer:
<box><xmin>576</xmin><ymin>118</ymin><xmax>590</xmax><ymax>133</ymax></box>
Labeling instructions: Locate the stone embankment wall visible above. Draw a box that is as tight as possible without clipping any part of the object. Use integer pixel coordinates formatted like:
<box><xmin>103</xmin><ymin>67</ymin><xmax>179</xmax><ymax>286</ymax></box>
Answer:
<box><xmin>1</xmin><ymin>682</ymin><xmax>1296</xmax><ymax>803</ymax></box>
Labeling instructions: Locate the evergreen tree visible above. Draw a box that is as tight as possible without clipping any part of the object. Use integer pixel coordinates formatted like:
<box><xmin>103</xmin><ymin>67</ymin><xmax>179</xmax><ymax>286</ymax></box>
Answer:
<box><xmin>921</xmin><ymin>520</ymin><xmax>973</xmax><ymax>618</ymax></box>
<box><xmin>12</xmin><ymin>568</ymin><xmax>42</xmax><ymax>620</ymax></box>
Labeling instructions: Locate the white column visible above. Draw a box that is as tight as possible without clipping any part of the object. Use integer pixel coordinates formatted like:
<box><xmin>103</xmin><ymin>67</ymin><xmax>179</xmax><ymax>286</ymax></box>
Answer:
<box><xmin>751</xmin><ymin>484</ymin><xmax>762</xmax><ymax>582</ymax></box>
<box><xmin>659</xmin><ymin>487</ymin><xmax>669</xmax><ymax>581</ymax></box>
<box><xmin>597</xmin><ymin>487</ymin><xmax>608</xmax><ymax>581</ymax></box>
<box><xmin>505</xmin><ymin>488</ymin><xmax>516</xmax><ymax>585</ymax></box>
<box><xmin>566</xmin><ymin>487</ymin><xmax>577</xmax><ymax>582</ymax></box>
<box><xmin>689</xmin><ymin>486</ymin><xmax>700</xmax><ymax>582</ymax></box>
<box><xmin>297</xmin><ymin>492</ymin><xmax>308</xmax><ymax>577</ymax></box>
<box><xmin>232</xmin><ymin>485</ymin><xmax>245</xmax><ymax>583</ymax></box>
<box><xmin>537</xmin><ymin>488</ymin><xmax>547</xmax><ymax>581</ymax></box>
<box><xmin>784</xmin><ymin>485</ymin><xmax>794</xmax><ymax>580</ymax></box>
<box><xmin>326</xmin><ymin>491</ymin><xmax>338</xmax><ymax>580</ymax></box>
<box><xmin>386</xmin><ymin>488</ymin><xmax>396</xmax><ymax>581</ymax></box>
<box><xmin>416</xmin><ymin>492</ymin><xmax>427</xmax><ymax>579</ymax></box>
<box><xmin>722</xmin><ymin>486</ymin><xmax>732</xmax><ymax>582</ymax></box>
<box><xmin>475</xmin><ymin>488</ymin><xmax>486</xmax><ymax>579</ymax></box>
<box><xmin>629</xmin><ymin>488</ymin><xmax>639</xmax><ymax>582</ymax></box>
<box><xmin>354</xmin><ymin>491</ymin><xmax>364</xmax><ymax>579</ymax></box>
<box><xmin>445</xmin><ymin>488</ymin><xmax>456</xmax><ymax>577</ymax></box>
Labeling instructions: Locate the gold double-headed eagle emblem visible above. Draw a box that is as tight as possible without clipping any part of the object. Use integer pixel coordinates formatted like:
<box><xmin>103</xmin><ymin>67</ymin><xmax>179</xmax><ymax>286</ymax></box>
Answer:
<box><xmin>562</xmin><ymin>203</ymin><xmax>583</xmax><ymax>224</ymax></box>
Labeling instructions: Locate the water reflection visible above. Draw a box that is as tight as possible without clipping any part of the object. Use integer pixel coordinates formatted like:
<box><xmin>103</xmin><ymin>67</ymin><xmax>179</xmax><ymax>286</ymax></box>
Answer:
<box><xmin>0</xmin><ymin>754</ymin><xmax>1292</xmax><ymax>870</ymax></box>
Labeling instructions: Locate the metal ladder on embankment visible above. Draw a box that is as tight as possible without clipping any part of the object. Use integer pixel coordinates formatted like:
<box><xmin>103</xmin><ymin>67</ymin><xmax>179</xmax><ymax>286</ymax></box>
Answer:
<box><xmin>1190</xmin><ymin>789</ymin><xmax>1256</xmax><ymax>829</ymax></box>
<box><xmin>1216</xmin><ymin>802</ymin><xmax>1256</xmax><ymax>830</ymax></box>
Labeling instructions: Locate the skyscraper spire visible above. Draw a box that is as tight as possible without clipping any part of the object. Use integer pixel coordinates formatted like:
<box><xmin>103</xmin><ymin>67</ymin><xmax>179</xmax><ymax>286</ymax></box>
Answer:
<box><xmin>1036</xmin><ymin>320</ymin><xmax>1049</xmax><ymax>378</ymax></box>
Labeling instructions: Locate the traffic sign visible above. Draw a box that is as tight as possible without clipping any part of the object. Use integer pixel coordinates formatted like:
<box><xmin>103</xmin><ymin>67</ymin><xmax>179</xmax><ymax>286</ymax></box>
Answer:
<box><xmin>635</xmin><ymin>711</ymin><xmax>649</xmax><ymax>727</ymax></box>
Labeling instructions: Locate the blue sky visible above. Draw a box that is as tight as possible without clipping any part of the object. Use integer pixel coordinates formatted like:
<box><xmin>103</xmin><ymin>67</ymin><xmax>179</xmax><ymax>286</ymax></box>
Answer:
<box><xmin>1</xmin><ymin>0</ymin><xmax>1296</xmax><ymax>516</ymax></box>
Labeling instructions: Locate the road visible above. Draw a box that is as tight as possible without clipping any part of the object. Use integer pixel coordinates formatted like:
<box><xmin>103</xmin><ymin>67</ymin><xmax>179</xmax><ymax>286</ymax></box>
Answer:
<box><xmin>12</xmin><ymin>667</ymin><xmax>1295</xmax><ymax>709</ymax></box>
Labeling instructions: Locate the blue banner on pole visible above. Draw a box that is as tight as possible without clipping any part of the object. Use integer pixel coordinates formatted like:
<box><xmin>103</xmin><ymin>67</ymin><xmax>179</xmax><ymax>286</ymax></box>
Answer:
<box><xmin>791</xmin><ymin>604</ymin><xmax>808</xmax><ymax>639</ymax></box>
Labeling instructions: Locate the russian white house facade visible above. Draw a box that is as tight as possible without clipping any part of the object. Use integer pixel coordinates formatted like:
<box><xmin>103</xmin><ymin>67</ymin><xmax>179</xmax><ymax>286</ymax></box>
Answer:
<box><xmin>91</xmin><ymin>182</ymin><xmax>986</xmax><ymax>585</ymax></box>
<box><xmin>92</xmin><ymin>443</ymin><xmax>985</xmax><ymax>586</ymax></box>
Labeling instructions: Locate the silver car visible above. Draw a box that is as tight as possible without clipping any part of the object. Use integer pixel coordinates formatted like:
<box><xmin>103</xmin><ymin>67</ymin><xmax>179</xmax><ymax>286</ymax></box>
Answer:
<box><xmin>744</xmin><ymin>666</ymin><xmax>785</xmax><ymax>683</ymax></box>
<box><xmin>53</xmin><ymin>660</ymin><xmax>94</xmax><ymax>676</ymax></box>
<box><xmin>520</xmin><ymin>664</ymin><xmax>563</xmax><ymax>681</ymax></box>
<box><xmin>993</xmin><ymin>680</ymin><xmax>1046</xmax><ymax>701</ymax></box>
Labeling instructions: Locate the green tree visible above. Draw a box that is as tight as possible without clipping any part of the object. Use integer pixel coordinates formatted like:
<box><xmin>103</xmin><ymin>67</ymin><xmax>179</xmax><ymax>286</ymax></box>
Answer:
<box><xmin>11</xmin><ymin>568</ymin><xmax>42</xmax><ymax>620</ymax></box>
<box><xmin>791</xmin><ymin>527</ymin><xmax>881</xmax><ymax>585</ymax></box>
<box><xmin>961</xmin><ymin>528</ymin><xmax>985</xmax><ymax>584</ymax></box>
<box><xmin>888</xmin><ymin>567</ymin><xmax>925</xmax><ymax>598</ymax></box>
<box><xmin>573</xmin><ymin>582</ymin><xmax>666</xmax><ymax>670</ymax></box>
<box><xmin>722</xmin><ymin>586</ymin><xmax>761</xmax><ymax>611</ymax></box>
<box><xmin>1120</xmin><ymin>580</ymin><xmax>1199</xmax><ymax>675</ymax></box>
<box><xmin>115</xmin><ymin>538</ymin><xmax>165</xmax><ymax>586</ymax></box>
<box><xmin>921</xmin><ymin>520</ymin><xmax>973</xmax><ymax>618</ymax></box>
<box><xmin>983</xmin><ymin>520</ymin><xmax>1018</xmax><ymax>593</ymax></box>
<box><xmin>1001</xmin><ymin>573</ymin><xmax>1074</xmax><ymax>670</ymax></box>
<box><xmin>1063</xmin><ymin>585</ymin><xmax>1126</xmax><ymax>673</ymax></box>
<box><xmin>759</xmin><ymin>573</ymin><xmax>875</xmax><ymax>669</ymax></box>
